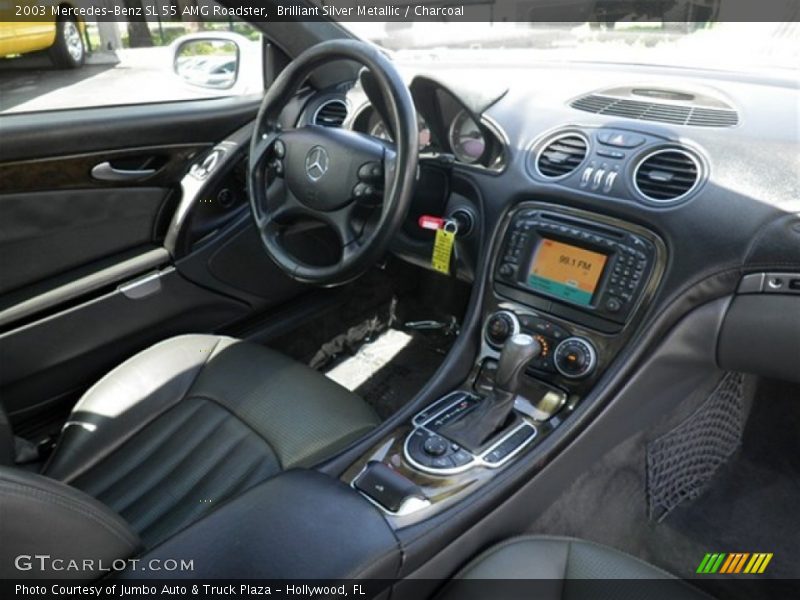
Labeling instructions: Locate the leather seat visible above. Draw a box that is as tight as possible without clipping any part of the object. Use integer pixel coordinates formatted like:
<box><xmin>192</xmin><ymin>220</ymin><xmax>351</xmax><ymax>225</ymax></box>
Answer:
<box><xmin>439</xmin><ymin>536</ymin><xmax>710</xmax><ymax>599</ymax></box>
<box><xmin>1</xmin><ymin>334</ymin><xmax>378</xmax><ymax>575</ymax></box>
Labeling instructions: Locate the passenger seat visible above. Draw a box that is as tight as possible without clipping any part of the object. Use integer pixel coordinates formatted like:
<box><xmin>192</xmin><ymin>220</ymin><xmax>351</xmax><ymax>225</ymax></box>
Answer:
<box><xmin>438</xmin><ymin>536</ymin><xmax>710</xmax><ymax>599</ymax></box>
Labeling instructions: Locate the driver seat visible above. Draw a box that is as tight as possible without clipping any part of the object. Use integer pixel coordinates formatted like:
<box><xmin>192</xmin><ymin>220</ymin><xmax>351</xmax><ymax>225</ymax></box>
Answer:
<box><xmin>0</xmin><ymin>335</ymin><xmax>378</xmax><ymax>574</ymax></box>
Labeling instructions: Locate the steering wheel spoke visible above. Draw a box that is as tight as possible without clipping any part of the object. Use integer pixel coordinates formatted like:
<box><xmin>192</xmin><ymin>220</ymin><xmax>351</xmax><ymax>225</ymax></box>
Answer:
<box><xmin>252</xmin><ymin>131</ymin><xmax>290</xmax><ymax>177</ymax></box>
<box><xmin>251</xmin><ymin>132</ymin><xmax>277</xmax><ymax>165</ymax></box>
<box><xmin>382</xmin><ymin>148</ymin><xmax>398</xmax><ymax>191</ymax></box>
<box><xmin>340</xmin><ymin>236</ymin><xmax>365</xmax><ymax>265</ymax></box>
<box><xmin>267</xmin><ymin>186</ymin><xmax>313</xmax><ymax>226</ymax></box>
<box><xmin>325</xmin><ymin>202</ymin><xmax>362</xmax><ymax>250</ymax></box>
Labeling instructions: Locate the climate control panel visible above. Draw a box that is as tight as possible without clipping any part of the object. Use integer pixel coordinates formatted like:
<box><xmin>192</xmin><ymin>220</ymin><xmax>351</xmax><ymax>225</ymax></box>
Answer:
<box><xmin>484</xmin><ymin>310</ymin><xmax>597</xmax><ymax>380</ymax></box>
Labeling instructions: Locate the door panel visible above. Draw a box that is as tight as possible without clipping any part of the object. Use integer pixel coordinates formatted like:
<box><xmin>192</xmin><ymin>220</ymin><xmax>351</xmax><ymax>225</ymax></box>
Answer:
<box><xmin>1</xmin><ymin>268</ymin><xmax>250</xmax><ymax>429</ymax></box>
<box><xmin>0</xmin><ymin>188</ymin><xmax>167</xmax><ymax>297</ymax></box>
<box><xmin>0</xmin><ymin>96</ymin><xmax>308</xmax><ymax>432</ymax></box>
<box><xmin>0</xmin><ymin>96</ymin><xmax>261</xmax><ymax>162</ymax></box>
<box><xmin>0</xmin><ymin>144</ymin><xmax>207</xmax><ymax>193</ymax></box>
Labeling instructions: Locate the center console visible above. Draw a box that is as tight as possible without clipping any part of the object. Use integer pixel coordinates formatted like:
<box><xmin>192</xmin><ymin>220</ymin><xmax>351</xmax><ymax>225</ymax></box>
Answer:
<box><xmin>343</xmin><ymin>202</ymin><xmax>665</xmax><ymax>527</ymax></box>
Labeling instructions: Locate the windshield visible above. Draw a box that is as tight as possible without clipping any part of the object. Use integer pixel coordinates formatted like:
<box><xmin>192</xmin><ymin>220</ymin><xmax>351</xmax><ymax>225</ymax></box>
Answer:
<box><xmin>344</xmin><ymin>22</ymin><xmax>799</xmax><ymax>74</ymax></box>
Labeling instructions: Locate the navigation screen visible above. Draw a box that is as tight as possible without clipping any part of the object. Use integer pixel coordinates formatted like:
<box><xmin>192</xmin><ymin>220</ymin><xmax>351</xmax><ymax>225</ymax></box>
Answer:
<box><xmin>527</xmin><ymin>239</ymin><xmax>608</xmax><ymax>306</ymax></box>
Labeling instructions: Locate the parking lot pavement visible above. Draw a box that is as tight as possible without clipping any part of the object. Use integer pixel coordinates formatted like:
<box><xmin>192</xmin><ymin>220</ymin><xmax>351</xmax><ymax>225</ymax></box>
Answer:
<box><xmin>0</xmin><ymin>47</ymin><xmax>219</xmax><ymax>114</ymax></box>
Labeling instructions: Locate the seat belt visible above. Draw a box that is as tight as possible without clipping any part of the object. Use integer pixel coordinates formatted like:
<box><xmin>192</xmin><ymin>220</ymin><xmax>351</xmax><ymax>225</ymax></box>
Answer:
<box><xmin>14</xmin><ymin>436</ymin><xmax>41</xmax><ymax>464</ymax></box>
<box><xmin>0</xmin><ymin>406</ymin><xmax>14</xmax><ymax>466</ymax></box>
<box><xmin>0</xmin><ymin>405</ymin><xmax>47</xmax><ymax>465</ymax></box>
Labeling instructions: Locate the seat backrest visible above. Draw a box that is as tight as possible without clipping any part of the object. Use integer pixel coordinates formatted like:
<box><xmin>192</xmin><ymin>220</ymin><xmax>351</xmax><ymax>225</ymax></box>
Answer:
<box><xmin>0</xmin><ymin>467</ymin><xmax>142</xmax><ymax>579</ymax></box>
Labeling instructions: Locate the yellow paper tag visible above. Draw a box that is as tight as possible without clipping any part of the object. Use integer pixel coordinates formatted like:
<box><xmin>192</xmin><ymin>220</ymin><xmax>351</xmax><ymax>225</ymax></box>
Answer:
<box><xmin>431</xmin><ymin>228</ymin><xmax>456</xmax><ymax>274</ymax></box>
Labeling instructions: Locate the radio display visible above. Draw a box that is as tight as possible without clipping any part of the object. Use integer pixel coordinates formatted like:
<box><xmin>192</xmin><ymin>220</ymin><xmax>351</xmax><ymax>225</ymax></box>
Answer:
<box><xmin>527</xmin><ymin>238</ymin><xmax>608</xmax><ymax>306</ymax></box>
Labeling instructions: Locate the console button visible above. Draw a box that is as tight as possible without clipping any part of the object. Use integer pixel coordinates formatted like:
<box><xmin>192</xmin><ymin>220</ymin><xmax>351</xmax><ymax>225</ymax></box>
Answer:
<box><xmin>431</xmin><ymin>456</ymin><xmax>454</xmax><ymax>469</ymax></box>
<box><xmin>603</xmin><ymin>170</ymin><xmax>618</xmax><ymax>193</ymax></box>
<box><xmin>580</xmin><ymin>165</ymin><xmax>594</xmax><ymax>187</ymax></box>
<box><xmin>483</xmin><ymin>425</ymin><xmax>535</xmax><ymax>464</ymax></box>
<box><xmin>605</xmin><ymin>297</ymin><xmax>622</xmax><ymax>313</ymax></box>
<box><xmin>451</xmin><ymin>450</ymin><xmax>473</xmax><ymax>466</ymax></box>
<box><xmin>592</xmin><ymin>166</ymin><xmax>606</xmax><ymax>190</ymax></box>
<box><xmin>483</xmin><ymin>450</ymin><xmax>503</xmax><ymax>464</ymax></box>
<box><xmin>529</xmin><ymin>354</ymin><xmax>555</xmax><ymax>373</ymax></box>
<box><xmin>423</xmin><ymin>436</ymin><xmax>449</xmax><ymax>457</ymax></box>
<box><xmin>597</xmin><ymin>131</ymin><xmax>646</xmax><ymax>148</ymax></box>
<box><xmin>499</xmin><ymin>263</ymin><xmax>515</xmax><ymax>278</ymax></box>
<box><xmin>596</xmin><ymin>148</ymin><xmax>625</xmax><ymax>159</ymax></box>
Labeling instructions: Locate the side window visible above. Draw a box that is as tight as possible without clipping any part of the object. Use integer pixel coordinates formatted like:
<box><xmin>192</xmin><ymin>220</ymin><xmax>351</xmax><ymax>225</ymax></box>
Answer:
<box><xmin>0</xmin><ymin>2</ymin><xmax>263</xmax><ymax>114</ymax></box>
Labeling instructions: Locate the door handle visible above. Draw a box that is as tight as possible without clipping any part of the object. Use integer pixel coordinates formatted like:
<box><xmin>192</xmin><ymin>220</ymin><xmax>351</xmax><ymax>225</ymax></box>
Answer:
<box><xmin>91</xmin><ymin>161</ymin><xmax>157</xmax><ymax>182</ymax></box>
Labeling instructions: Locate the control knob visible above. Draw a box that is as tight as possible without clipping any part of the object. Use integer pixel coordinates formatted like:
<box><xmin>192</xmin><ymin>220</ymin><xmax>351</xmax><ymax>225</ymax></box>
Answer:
<box><xmin>554</xmin><ymin>337</ymin><xmax>597</xmax><ymax>379</ymax></box>
<box><xmin>484</xmin><ymin>311</ymin><xmax>519</xmax><ymax>348</ymax></box>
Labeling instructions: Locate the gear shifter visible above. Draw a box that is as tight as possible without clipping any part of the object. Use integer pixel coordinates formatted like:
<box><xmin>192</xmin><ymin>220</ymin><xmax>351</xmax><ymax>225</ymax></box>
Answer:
<box><xmin>438</xmin><ymin>333</ymin><xmax>541</xmax><ymax>451</ymax></box>
<box><xmin>495</xmin><ymin>333</ymin><xmax>542</xmax><ymax>398</ymax></box>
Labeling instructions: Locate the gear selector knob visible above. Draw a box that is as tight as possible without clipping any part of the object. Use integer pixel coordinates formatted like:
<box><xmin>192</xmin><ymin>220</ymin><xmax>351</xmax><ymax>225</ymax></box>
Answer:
<box><xmin>495</xmin><ymin>333</ymin><xmax>541</xmax><ymax>396</ymax></box>
<box><xmin>435</xmin><ymin>333</ymin><xmax>542</xmax><ymax>452</ymax></box>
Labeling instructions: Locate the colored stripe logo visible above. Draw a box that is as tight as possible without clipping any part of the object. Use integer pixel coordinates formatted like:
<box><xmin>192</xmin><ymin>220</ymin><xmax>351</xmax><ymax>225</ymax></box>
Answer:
<box><xmin>697</xmin><ymin>553</ymin><xmax>773</xmax><ymax>574</ymax></box>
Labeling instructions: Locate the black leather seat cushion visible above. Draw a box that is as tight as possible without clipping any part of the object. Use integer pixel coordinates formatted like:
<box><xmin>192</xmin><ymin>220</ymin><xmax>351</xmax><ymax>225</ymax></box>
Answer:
<box><xmin>41</xmin><ymin>334</ymin><xmax>378</xmax><ymax>548</ymax></box>
<box><xmin>439</xmin><ymin>536</ymin><xmax>710</xmax><ymax>600</ymax></box>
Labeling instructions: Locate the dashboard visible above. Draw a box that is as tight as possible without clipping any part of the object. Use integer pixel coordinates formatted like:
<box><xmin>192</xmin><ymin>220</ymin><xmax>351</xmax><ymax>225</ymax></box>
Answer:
<box><xmin>297</xmin><ymin>61</ymin><xmax>798</xmax><ymax>302</ymax></box>
<box><xmin>295</xmin><ymin>59</ymin><xmax>800</xmax><ymax>390</ymax></box>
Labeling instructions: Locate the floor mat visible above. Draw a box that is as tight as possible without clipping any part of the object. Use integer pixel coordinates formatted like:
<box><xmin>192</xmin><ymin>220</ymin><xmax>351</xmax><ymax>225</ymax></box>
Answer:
<box><xmin>266</xmin><ymin>262</ymin><xmax>470</xmax><ymax>419</ymax></box>
<box><xmin>529</xmin><ymin>376</ymin><xmax>800</xmax><ymax>600</ymax></box>
<box><xmin>324</xmin><ymin>327</ymin><xmax>454</xmax><ymax>420</ymax></box>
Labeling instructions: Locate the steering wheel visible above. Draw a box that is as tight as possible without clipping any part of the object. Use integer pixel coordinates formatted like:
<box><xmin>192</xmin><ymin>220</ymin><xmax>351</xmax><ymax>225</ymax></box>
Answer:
<box><xmin>248</xmin><ymin>40</ymin><xmax>418</xmax><ymax>286</ymax></box>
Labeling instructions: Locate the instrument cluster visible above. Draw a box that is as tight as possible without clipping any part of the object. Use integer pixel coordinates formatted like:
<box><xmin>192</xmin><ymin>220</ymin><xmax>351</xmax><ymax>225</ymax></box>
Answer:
<box><xmin>348</xmin><ymin>77</ymin><xmax>506</xmax><ymax>171</ymax></box>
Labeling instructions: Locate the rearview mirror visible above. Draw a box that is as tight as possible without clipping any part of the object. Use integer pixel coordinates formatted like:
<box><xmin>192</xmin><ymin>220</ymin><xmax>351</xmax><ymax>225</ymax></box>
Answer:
<box><xmin>173</xmin><ymin>37</ymin><xmax>240</xmax><ymax>90</ymax></box>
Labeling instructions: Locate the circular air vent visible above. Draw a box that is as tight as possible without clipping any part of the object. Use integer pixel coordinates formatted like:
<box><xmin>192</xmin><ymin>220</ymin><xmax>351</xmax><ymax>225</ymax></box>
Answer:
<box><xmin>535</xmin><ymin>133</ymin><xmax>589</xmax><ymax>179</ymax></box>
<box><xmin>313</xmin><ymin>99</ymin><xmax>348</xmax><ymax>127</ymax></box>
<box><xmin>634</xmin><ymin>148</ymin><xmax>702</xmax><ymax>203</ymax></box>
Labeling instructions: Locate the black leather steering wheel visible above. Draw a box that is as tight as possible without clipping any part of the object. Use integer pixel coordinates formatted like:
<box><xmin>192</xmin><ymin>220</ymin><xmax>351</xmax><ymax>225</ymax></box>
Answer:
<box><xmin>248</xmin><ymin>40</ymin><xmax>418</xmax><ymax>286</ymax></box>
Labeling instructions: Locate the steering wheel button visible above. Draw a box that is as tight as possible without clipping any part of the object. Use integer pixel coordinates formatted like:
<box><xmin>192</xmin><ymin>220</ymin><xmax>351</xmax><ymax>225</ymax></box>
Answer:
<box><xmin>358</xmin><ymin>162</ymin><xmax>383</xmax><ymax>182</ymax></box>
<box><xmin>274</xmin><ymin>139</ymin><xmax>286</xmax><ymax>158</ymax></box>
<box><xmin>357</xmin><ymin>163</ymin><xmax>373</xmax><ymax>180</ymax></box>
<box><xmin>269</xmin><ymin>160</ymin><xmax>283</xmax><ymax>176</ymax></box>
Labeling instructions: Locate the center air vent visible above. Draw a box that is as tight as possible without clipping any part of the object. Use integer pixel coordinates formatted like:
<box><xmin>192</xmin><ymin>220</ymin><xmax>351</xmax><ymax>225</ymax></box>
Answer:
<box><xmin>313</xmin><ymin>99</ymin><xmax>348</xmax><ymax>127</ymax></box>
<box><xmin>535</xmin><ymin>133</ymin><xmax>588</xmax><ymax>179</ymax></box>
<box><xmin>634</xmin><ymin>149</ymin><xmax>701</xmax><ymax>203</ymax></box>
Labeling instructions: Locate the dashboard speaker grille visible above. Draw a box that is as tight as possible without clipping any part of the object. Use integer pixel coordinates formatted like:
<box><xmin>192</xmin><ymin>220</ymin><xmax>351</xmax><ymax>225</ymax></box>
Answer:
<box><xmin>535</xmin><ymin>134</ymin><xmax>588</xmax><ymax>178</ymax></box>
<box><xmin>571</xmin><ymin>94</ymin><xmax>738</xmax><ymax>127</ymax></box>
<box><xmin>634</xmin><ymin>149</ymin><xmax>701</xmax><ymax>203</ymax></box>
<box><xmin>314</xmin><ymin>99</ymin><xmax>348</xmax><ymax>127</ymax></box>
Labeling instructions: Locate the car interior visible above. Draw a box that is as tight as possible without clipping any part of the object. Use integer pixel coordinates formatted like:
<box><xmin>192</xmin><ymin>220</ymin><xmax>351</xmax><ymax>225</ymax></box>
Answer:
<box><xmin>0</xmin><ymin>10</ymin><xmax>798</xmax><ymax>600</ymax></box>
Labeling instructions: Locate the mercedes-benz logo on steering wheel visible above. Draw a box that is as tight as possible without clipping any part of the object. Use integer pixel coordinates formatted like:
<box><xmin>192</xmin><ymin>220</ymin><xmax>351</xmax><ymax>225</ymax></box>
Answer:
<box><xmin>304</xmin><ymin>146</ymin><xmax>329</xmax><ymax>182</ymax></box>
